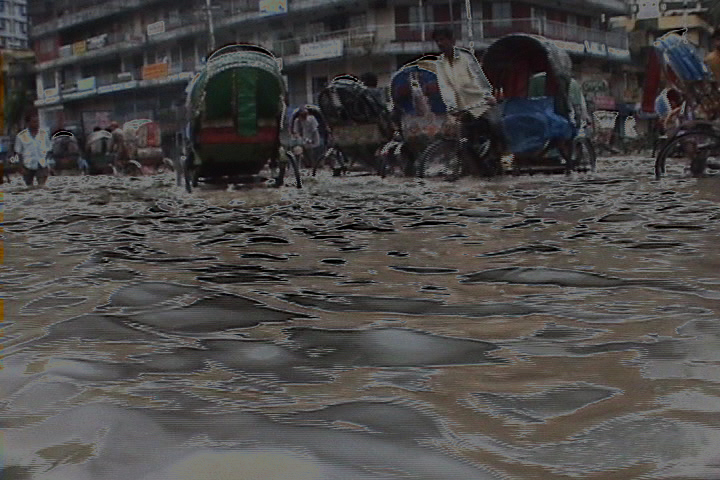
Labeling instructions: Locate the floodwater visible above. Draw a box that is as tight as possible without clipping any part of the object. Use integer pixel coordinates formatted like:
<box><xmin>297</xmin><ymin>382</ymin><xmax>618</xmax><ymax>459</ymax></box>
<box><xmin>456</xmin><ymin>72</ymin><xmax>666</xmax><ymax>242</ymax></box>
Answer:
<box><xmin>3</xmin><ymin>157</ymin><xmax>720</xmax><ymax>479</ymax></box>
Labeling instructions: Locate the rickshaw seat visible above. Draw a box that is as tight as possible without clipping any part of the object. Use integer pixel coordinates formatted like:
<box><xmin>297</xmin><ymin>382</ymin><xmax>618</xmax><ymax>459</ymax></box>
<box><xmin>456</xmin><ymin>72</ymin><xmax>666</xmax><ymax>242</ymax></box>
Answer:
<box><xmin>502</xmin><ymin>97</ymin><xmax>574</xmax><ymax>153</ymax></box>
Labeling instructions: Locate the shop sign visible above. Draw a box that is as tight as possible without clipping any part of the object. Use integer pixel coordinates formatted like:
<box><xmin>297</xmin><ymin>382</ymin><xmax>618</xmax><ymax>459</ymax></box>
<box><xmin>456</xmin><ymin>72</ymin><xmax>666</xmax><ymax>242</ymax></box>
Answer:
<box><xmin>72</xmin><ymin>40</ymin><xmax>87</xmax><ymax>56</ymax></box>
<box><xmin>142</xmin><ymin>62</ymin><xmax>169</xmax><ymax>80</ymax></box>
<box><xmin>259</xmin><ymin>0</ymin><xmax>287</xmax><ymax>16</ymax></box>
<box><xmin>59</xmin><ymin>45</ymin><xmax>73</xmax><ymax>58</ymax></box>
<box><xmin>87</xmin><ymin>34</ymin><xmax>108</xmax><ymax>50</ymax></box>
<box><xmin>147</xmin><ymin>21</ymin><xmax>166</xmax><ymax>36</ymax></box>
<box><xmin>97</xmin><ymin>81</ymin><xmax>138</xmax><ymax>94</ymax></box>
<box><xmin>584</xmin><ymin>41</ymin><xmax>607</xmax><ymax>57</ymax></box>
<box><xmin>77</xmin><ymin>77</ymin><xmax>96</xmax><ymax>91</ymax></box>
<box><xmin>607</xmin><ymin>47</ymin><xmax>631</xmax><ymax>61</ymax></box>
<box><xmin>299</xmin><ymin>39</ymin><xmax>343</xmax><ymax>61</ymax></box>
<box><xmin>551</xmin><ymin>40</ymin><xmax>585</xmax><ymax>54</ymax></box>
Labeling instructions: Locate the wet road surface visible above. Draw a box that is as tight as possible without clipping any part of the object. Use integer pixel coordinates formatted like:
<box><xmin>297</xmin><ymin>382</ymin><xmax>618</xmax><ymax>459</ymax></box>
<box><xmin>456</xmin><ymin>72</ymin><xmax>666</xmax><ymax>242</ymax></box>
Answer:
<box><xmin>3</xmin><ymin>156</ymin><xmax>720</xmax><ymax>479</ymax></box>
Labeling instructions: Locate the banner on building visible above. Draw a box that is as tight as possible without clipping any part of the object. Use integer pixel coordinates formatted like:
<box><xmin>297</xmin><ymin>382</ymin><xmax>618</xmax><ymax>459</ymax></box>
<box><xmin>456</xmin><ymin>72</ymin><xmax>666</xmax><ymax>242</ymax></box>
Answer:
<box><xmin>584</xmin><ymin>40</ymin><xmax>608</xmax><ymax>57</ymax></box>
<box><xmin>299</xmin><ymin>39</ymin><xmax>344</xmax><ymax>61</ymax></box>
<box><xmin>259</xmin><ymin>0</ymin><xmax>287</xmax><ymax>16</ymax></box>
<box><xmin>59</xmin><ymin>45</ymin><xmax>73</xmax><ymax>58</ymax></box>
<box><xmin>44</xmin><ymin>87</ymin><xmax>59</xmax><ymax>98</ymax></box>
<box><xmin>77</xmin><ymin>77</ymin><xmax>96</xmax><ymax>91</ymax></box>
<box><xmin>87</xmin><ymin>34</ymin><xmax>108</xmax><ymax>50</ymax></box>
<box><xmin>147</xmin><ymin>21</ymin><xmax>166</xmax><ymax>36</ymax></box>
<box><xmin>72</xmin><ymin>40</ymin><xmax>87</xmax><ymax>56</ymax></box>
<box><xmin>142</xmin><ymin>63</ymin><xmax>169</xmax><ymax>80</ymax></box>
<box><xmin>633</xmin><ymin>0</ymin><xmax>661</xmax><ymax>20</ymax></box>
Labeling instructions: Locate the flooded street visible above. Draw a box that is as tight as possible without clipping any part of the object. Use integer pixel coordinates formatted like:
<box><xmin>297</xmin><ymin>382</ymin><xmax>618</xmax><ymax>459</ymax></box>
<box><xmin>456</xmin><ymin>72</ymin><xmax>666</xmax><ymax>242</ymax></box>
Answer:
<box><xmin>4</xmin><ymin>156</ymin><xmax>720</xmax><ymax>479</ymax></box>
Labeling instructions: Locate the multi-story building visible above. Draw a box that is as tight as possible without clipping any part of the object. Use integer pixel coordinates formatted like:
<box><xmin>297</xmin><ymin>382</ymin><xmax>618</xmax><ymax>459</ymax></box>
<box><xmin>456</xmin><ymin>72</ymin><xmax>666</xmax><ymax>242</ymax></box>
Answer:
<box><xmin>1</xmin><ymin>0</ymin><xmax>29</xmax><ymax>50</ymax></box>
<box><xmin>28</xmin><ymin>0</ymin><xmax>630</xmax><ymax>152</ymax></box>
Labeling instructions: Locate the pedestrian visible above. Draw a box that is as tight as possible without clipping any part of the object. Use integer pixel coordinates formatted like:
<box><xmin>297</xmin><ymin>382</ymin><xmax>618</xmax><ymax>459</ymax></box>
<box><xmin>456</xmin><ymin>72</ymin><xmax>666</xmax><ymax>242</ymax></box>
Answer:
<box><xmin>432</xmin><ymin>27</ymin><xmax>509</xmax><ymax>174</ymax></box>
<box><xmin>292</xmin><ymin>107</ymin><xmax>322</xmax><ymax>169</ymax></box>
<box><xmin>14</xmin><ymin>110</ymin><xmax>52</xmax><ymax>187</ymax></box>
<box><xmin>704</xmin><ymin>29</ymin><xmax>720</xmax><ymax>82</ymax></box>
<box><xmin>108</xmin><ymin>121</ymin><xmax>128</xmax><ymax>169</ymax></box>
<box><xmin>655</xmin><ymin>87</ymin><xmax>683</xmax><ymax>133</ymax></box>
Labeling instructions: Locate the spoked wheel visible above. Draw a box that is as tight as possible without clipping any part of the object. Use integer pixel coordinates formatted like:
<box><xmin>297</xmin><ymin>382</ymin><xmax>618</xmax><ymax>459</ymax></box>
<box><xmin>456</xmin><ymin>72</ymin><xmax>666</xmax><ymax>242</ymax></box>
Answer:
<box><xmin>281</xmin><ymin>151</ymin><xmax>302</xmax><ymax>188</ymax></box>
<box><xmin>655</xmin><ymin>129</ymin><xmax>720</xmax><ymax>179</ymax></box>
<box><xmin>571</xmin><ymin>137</ymin><xmax>597</xmax><ymax>172</ymax></box>
<box><xmin>417</xmin><ymin>138</ymin><xmax>462</xmax><ymax>181</ymax></box>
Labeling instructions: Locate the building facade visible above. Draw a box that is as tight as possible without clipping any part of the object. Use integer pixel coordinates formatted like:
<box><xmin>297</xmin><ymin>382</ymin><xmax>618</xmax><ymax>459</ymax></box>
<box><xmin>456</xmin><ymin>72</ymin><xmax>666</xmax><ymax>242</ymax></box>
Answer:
<box><xmin>28</xmin><ymin>0</ymin><xmax>630</xmax><ymax>152</ymax></box>
<box><xmin>1</xmin><ymin>0</ymin><xmax>28</xmax><ymax>50</ymax></box>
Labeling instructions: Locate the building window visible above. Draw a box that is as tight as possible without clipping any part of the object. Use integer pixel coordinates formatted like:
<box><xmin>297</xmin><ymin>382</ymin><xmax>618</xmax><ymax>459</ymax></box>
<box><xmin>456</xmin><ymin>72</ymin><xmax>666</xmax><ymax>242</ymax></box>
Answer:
<box><xmin>19</xmin><ymin>22</ymin><xmax>25</xmax><ymax>34</ymax></box>
<box><xmin>492</xmin><ymin>2</ymin><xmax>511</xmax><ymax>27</ymax></box>
<box><xmin>0</xmin><ymin>1</ymin><xmax>5</xmax><ymax>13</ymax></box>
<box><xmin>0</xmin><ymin>19</ymin><xmax>6</xmax><ymax>31</ymax></box>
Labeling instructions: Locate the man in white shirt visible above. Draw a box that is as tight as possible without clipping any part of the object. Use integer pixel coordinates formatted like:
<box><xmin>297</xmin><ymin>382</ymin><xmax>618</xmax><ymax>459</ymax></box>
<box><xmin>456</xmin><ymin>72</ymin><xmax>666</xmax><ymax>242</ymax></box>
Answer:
<box><xmin>14</xmin><ymin>110</ymin><xmax>52</xmax><ymax>187</ymax></box>
<box><xmin>432</xmin><ymin>27</ymin><xmax>507</xmax><ymax>175</ymax></box>
<box><xmin>292</xmin><ymin>108</ymin><xmax>322</xmax><ymax>168</ymax></box>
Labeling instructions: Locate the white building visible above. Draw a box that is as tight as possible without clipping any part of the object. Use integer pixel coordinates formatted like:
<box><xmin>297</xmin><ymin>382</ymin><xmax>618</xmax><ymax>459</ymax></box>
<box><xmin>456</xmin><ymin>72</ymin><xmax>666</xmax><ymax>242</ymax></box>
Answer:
<box><xmin>1</xmin><ymin>0</ymin><xmax>29</xmax><ymax>49</ymax></box>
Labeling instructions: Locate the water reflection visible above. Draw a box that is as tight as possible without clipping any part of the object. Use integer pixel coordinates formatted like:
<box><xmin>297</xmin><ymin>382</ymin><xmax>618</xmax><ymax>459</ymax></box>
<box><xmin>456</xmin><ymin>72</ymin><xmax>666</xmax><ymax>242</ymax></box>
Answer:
<box><xmin>4</xmin><ymin>163</ymin><xmax>720</xmax><ymax>478</ymax></box>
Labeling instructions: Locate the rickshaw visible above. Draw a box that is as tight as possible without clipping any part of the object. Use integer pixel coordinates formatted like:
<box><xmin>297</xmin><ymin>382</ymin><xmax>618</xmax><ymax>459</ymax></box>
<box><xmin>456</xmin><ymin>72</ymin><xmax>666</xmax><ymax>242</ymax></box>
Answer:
<box><xmin>287</xmin><ymin>104</ymin><xmax>332</xmax><ymax>175</ymax></box>
<box><xmin>380</xmin><ymin>55</ymin><xmax>447</xmax><ymax>178</ymax></box>
<box><xmin>317</xmin><ymin>74</ymin><xmax>394</xmax><ymax>175</ymax></box>
<box><xmin>123</xmin><ymin>119</ymin><xmax>174</xmax><ymax>175</ymax></box>
<box><xmin>481</xmin><ymin>33</ymin><xmax>588</xmax><ymax>175</ymax></box>
<box><xmin>50</xmin><ymin>130</ymin><xmax>83</xmax><ymax>173</ymax></box>
<box><xmin>648</xmin><ymin>30</ymin><xmax>720</xmax><ymax>178</ymax></box>
<box><xmin>85</xmin><ymin>129</ymin><xmax>114</xmax><ymax>175</ymax></box>
<box><xmin>184</xmin><ymin>43</ymin><xmax>301</xmax><ymax>190</ymax></box>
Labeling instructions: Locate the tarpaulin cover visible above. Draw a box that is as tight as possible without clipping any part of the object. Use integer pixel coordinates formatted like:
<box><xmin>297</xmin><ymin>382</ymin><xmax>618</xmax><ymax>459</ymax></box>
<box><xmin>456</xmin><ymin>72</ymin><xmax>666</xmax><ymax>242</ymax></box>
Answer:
<box><xmin>655</xmin><ymin>33</ymin><xmax>711</xmax><ymax>83</ymax></box>
<box><xmin>502</xmin><ymin>96</ymin><xmax>573</xmax><ymax>154</ymax></box>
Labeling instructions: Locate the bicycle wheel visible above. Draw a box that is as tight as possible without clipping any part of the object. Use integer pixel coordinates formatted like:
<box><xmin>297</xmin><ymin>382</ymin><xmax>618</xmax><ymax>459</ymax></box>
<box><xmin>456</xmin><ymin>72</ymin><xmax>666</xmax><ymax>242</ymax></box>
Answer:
<box><xmin>655</xmin><ymin>129</ymin><xmax>720</xmax><ymax>179</ymax></box>
<box><xmin>285</xmin><ymin>151</ymin><xmax>303</xmax><ymax>188</ymax></box>
<box><xmin>417</xmin><ymin>138</ymin><xmax>462</xmax><ymax>181</ymax></box>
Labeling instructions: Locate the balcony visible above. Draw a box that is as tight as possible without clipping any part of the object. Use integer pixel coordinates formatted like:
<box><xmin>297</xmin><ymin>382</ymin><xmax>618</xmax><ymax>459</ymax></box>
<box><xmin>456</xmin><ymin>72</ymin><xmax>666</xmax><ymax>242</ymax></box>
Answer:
<box><xmin>272</xmin><ymin>17</ymin><xmax>628</xmax><ymax>66</ymax></box>
<box><xmin>31</xmin><ymin>0</ymin><xmax>166</xmax><ymax>38</ymax></box>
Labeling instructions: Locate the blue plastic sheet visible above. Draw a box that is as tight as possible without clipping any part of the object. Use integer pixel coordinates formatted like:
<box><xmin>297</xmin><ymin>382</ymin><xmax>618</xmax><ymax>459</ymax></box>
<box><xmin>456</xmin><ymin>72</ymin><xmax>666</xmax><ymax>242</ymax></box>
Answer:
<box><xmin>501</xmin><ymin>97</ymin><xmax>573</xmax><ymax>154</ymax></box>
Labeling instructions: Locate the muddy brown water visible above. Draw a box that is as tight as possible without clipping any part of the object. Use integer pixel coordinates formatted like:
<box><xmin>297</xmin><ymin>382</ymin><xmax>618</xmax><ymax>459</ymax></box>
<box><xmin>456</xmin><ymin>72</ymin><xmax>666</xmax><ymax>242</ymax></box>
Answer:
<box><xmin>3</xmin><ymin>157</ymin><xmax>720</xmax><ymax>479</ymax></box>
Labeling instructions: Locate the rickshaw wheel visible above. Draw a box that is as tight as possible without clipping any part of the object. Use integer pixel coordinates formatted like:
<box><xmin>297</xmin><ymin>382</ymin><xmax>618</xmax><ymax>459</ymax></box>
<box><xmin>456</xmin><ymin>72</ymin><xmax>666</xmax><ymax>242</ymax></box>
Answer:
<box><xmin>284</xmin><ymin>151</ymin><xmax>303</xmax><ymax>188</ymax></box>
<box><xmin>418</xmin><ymin>139</ymin><xmax>462</xmax><ymax>181</ymax></box>
<box><xmin>655</xmin><ymin>129</ymin><xmax>720</xmax><ymax>179</ymax></box>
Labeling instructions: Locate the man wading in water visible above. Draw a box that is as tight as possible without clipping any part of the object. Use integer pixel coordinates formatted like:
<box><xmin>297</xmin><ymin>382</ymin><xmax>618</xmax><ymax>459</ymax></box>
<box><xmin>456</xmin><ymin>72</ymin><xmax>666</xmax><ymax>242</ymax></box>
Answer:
<box><xmin>432</xmin><ymin>27</ymin><xmax>510</xmax><ymax>175</ymax></box>
<box><xmin>14</xmin><ymin>110</ymin><xmax>52</xmax><ymax>187</ymax></box>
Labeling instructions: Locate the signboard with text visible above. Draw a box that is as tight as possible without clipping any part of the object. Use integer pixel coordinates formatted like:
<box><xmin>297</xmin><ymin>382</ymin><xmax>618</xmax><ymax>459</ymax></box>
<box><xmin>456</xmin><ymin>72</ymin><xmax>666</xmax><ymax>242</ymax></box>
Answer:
<box><xmin>142</xmin><ymin>63</ymin><xmax>169</xmax><ymax>80</ymax></box>
<box><xmin>259</xmin><ymin>0</ymin><xmax>287</xmax><ymax>16</ymax></box>
<box><xmin>299</xmin><ymin>39</ymin><xmax>343</xmax><ymax>61</ymax></box>
<box><xmin>77</xmin><ymin>77</ymin><xmax>96</xmax><ymax>91</ymax></box>
<box><xmin>72</xmin><ymin>40</ymin><xmax>87</xmax><ymax>56</ymax></box>
<box><xmin>147</xmin><ymin>21</ymin><xmax>166</xmax><ymax>36</ymax></box>
<box><xmin>87</xmin><ymin>34</ymin><xmax>108</xmax><ymax>50</ymax></box>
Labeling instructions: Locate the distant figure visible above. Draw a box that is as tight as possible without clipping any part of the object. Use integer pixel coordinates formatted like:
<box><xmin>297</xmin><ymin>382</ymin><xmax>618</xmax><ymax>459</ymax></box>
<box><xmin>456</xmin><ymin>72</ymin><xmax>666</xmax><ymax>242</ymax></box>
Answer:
<box><xmin>655</xmin><ymin>87</ymin><xmax>683</xmax><ymax>133</ymax></box>
<box><xmin>108</xmin><ymin>121</ymin><xmax>128</xmax><ymax>167</ymax></box>
<box><xmin>704</xmin><ymin>30</ymin><xmax>720</xmax><ymax>82</ymax></box>
<box><xmin>292</xmin><ymin>107</ymin><xmax>321</xmax><ymax>168</ymax></box>
<box><xmin>14</xmin><ymin>110</ymin><xmax>52</xmax><ymax>187</ymax></box>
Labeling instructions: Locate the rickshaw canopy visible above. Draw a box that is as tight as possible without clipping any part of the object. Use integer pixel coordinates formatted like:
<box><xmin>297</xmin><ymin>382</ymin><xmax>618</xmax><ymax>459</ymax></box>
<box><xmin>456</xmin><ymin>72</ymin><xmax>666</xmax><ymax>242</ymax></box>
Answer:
<box><xmin>482</xmin><ymin>34</ymin><xmax>572</xmax><ymax>105</ymax></box>
<box><xmin>390</xmin><ymin>55</ymin><xmax>446</xmax><ymax>115</ymax></box>
<box><xmin>188</xmin><ymin>43</ymin><xmax>286</xmax><ymax>137</ymax></box>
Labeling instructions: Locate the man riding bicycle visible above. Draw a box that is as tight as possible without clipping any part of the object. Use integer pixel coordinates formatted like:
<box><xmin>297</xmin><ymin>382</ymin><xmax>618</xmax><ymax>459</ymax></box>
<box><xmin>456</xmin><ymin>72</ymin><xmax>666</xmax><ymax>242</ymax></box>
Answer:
<box><xmin>432</xmin><ymin>27</ymin><xmax>508</xmax><ymax>175</ymax></box>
